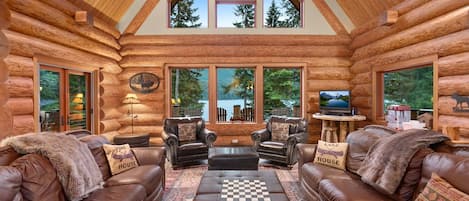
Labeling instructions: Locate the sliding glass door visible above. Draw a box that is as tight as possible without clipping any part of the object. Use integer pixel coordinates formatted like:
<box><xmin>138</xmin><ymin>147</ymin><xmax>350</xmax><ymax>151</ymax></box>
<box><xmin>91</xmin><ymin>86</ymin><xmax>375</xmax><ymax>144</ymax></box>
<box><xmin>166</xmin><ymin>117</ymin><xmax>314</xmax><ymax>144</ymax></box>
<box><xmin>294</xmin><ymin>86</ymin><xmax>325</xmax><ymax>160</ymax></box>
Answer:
<box><xmin>40</xmin><ymin>65</ymin><xmax>91</xmax><ymax>132</ymax></box>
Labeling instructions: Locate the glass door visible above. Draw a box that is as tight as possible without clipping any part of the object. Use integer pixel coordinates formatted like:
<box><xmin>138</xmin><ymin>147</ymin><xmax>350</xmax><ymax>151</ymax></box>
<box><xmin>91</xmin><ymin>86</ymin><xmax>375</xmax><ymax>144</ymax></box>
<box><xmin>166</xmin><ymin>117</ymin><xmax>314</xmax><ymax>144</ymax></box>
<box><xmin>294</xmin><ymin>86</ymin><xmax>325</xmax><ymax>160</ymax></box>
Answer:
<box><xmin>39</xmin><ymin>65</ymin><xmax>91</xmax><ymax>132</ymax></box>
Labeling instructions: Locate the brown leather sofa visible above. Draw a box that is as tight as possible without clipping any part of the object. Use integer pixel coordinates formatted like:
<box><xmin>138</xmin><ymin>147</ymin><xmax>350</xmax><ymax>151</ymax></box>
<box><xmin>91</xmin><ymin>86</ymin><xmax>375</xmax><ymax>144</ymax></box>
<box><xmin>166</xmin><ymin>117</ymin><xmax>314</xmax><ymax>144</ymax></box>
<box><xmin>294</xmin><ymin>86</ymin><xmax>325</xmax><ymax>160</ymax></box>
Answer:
<box><xmin>251</xmin><ymin>115</ymin><xmax>308</xmax><ymax>167</ymax></box>
<box><xmin>297</xmin><ymin>125</ymin><xmax>469</xmax><ymax>201</ymax></box>
<box><xmin>0</xmin><ymin>135</ymin><xmax>165</xmax><ymax>201</ymax></box>
<box><xmin>162</xmin><ymin>117</ymin><xmax>217</xmax><ymax>168</ymax></box>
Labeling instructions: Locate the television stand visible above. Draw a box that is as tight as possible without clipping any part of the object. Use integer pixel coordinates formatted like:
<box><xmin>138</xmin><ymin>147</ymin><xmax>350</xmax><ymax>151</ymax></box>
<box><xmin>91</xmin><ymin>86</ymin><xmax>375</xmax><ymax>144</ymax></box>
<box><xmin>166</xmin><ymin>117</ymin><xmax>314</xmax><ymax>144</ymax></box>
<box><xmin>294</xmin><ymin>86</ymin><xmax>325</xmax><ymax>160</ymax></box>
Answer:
<box><xmin>312</xmin><ymin>113</ymin><xmax>366</xmax><ymax>142</ymax></box>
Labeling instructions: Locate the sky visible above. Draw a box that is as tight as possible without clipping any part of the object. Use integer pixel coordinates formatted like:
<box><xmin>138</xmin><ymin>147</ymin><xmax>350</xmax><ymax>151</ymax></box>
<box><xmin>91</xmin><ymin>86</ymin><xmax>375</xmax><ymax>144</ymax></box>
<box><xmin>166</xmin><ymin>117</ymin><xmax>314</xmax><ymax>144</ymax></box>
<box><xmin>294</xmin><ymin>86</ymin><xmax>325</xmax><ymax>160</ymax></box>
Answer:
<box><xmin>184</xmin><ymin>0</ymin><xmax>293</xmax><ymax>28</ymax></box>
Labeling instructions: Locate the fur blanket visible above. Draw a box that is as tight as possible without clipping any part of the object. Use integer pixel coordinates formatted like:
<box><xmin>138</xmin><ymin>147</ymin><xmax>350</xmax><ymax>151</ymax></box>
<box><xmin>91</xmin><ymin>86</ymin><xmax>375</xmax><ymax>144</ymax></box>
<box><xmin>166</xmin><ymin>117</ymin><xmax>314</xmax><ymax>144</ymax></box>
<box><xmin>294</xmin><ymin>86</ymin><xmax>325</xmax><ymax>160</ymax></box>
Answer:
<box><xmin>357</xmin><ymin>129</ymin><xmax>449</xmax><ymax>195</ymax></box>
<box><xmin>1</xmin><ymin>133</ymin><xmax>103</xmax><ymax>201</ymax></box>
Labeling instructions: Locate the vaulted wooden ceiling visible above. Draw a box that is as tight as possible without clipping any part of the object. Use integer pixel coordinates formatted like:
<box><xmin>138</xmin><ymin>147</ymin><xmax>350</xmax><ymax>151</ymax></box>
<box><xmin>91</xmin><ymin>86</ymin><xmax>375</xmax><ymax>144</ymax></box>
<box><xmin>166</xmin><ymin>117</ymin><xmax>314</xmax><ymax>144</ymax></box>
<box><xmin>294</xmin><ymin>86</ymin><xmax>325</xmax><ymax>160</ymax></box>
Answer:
<box><xmin>336</xmin><ymin>0</ymin><xmax>404</xmax><ymax>27</ymax></box>
<box><xmin>81</xmin><ymin>0</ymin><xmax>404</xmax><ymax>32</ymax></box>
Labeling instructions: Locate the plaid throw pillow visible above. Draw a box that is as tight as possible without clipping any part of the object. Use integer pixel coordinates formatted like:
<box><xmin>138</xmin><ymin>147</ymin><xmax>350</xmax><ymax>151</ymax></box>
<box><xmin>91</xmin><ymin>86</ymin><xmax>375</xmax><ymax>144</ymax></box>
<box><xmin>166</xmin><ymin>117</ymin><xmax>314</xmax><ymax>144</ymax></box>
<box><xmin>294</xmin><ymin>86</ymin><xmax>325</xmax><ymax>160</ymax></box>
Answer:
<box><xmin>415</xmin><ymin>173</ymin><xmax>468</xmax><ymax>201</ymax></box>
<box><xmin>178</xmin><ymin>122</ymin><xmax>197</xmax><ymax>142</ymax></box>
<box><xmin>271</xmin><ymin>122</ymin><xmax>290</xmax><ymax>142</ymax></box>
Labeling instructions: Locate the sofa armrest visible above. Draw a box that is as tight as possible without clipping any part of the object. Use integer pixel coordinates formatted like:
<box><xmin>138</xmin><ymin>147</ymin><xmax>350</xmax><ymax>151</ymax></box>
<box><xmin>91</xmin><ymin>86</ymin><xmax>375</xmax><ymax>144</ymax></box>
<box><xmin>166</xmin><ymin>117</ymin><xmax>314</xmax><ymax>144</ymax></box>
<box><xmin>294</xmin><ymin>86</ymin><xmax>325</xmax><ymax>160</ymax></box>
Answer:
<box><xmin>198</xmin><ymin>128</ymin><xmax>217</xmax><ymax>147</ymax></box>
<box><xmin>251</xmin><ymin>129</ymin><xmax>270</xmax><ymax>149</ymax></box>
<box><xmin>161</xmin><ymin>131</ymin><xmax>178</xmax><ymax>147</ymax></box>
<box><xmin>131</xmin><ymin>147</ymin><xmax>166</xmax><ymax>166</ymax></box>
<box><xmin>297</xmin><ymin>143</ymin><xmax>317</xmax><ymax>165</ymax></box>
<box><xmin>287</xmin><ymin>132</ymin><xmax>306</xmax><ymax>145</ymax></box>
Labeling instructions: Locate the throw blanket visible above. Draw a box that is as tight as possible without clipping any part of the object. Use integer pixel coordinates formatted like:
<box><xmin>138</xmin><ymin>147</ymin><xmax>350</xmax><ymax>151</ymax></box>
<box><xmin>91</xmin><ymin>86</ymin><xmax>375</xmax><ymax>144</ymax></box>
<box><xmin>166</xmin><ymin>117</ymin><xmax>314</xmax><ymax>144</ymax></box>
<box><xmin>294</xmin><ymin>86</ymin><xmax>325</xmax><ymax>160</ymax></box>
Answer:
<box><xmin>357</xmin><ymin>129</ymin><xmax>449</xmax><ymax>195</ymax></box>
<box><xmin>1</xmin><ymin>133</ymin><xmax>103</xmax><ymax>201</ymax></box>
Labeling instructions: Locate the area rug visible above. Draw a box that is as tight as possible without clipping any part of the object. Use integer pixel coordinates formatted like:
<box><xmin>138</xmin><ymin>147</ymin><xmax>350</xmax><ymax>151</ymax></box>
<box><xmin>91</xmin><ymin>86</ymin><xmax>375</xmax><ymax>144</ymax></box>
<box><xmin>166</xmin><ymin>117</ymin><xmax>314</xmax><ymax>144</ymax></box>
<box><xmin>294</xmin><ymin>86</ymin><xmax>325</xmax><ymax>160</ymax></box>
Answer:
<box><xmin>163</xmin><ymin>162</ymin><xmax>310</xmax><ymax>201</ymax></box>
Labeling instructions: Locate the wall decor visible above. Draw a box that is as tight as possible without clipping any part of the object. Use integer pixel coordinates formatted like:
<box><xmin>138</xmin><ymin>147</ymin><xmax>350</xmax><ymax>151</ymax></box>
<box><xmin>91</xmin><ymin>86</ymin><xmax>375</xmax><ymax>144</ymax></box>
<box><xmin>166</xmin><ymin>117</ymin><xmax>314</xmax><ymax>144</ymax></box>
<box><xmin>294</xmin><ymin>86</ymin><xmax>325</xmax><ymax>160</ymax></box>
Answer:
<box><xmin>129</xmin><ymin>72</ymin><xmax>160</xmax><ymax>94</ymax></box>
<box><xmin>452</xmin><ymin>93</ymin><xmax>469</xmax><ymax>112</ymax></box>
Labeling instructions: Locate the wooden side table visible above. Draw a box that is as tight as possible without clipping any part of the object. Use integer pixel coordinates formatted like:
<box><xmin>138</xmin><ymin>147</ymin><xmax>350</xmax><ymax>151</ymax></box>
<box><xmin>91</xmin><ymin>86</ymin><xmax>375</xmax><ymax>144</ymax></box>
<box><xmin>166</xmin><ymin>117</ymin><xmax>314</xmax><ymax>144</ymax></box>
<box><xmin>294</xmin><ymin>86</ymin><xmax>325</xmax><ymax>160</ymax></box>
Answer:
<box><xmin>313</xmin><ymin>113</ymin><xmax>366</xmax><ymax>142</ymax></box>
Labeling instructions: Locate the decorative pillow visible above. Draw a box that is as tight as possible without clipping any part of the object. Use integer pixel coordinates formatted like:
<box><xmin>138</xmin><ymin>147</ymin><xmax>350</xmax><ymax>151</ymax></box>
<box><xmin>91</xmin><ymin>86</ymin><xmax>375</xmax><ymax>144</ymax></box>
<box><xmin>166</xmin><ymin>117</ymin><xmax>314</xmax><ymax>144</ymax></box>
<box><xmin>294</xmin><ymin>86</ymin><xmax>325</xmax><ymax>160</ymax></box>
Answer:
<box><xmin>271</xmin><ymin>122</ymin><xmax>290</xmax><ymax>142</ymax></box>
<box><xmin>102</xmin><ymin>144</ymin><xmax>138</xmax><ymax>175</ymax></box>
<box><xmin>178</xmin><ymin>122</ymin><xmax>197</xmax><ymax>142</ymax></box>
<box><xmin>314</xmin><ymin>140</ymin><xmax>348</xmax><ymax>170</ymax></box>
<box><xmin>415</xmin><ymin>173</ymin><xmax>469</xmax><ymax>201</ymax></box>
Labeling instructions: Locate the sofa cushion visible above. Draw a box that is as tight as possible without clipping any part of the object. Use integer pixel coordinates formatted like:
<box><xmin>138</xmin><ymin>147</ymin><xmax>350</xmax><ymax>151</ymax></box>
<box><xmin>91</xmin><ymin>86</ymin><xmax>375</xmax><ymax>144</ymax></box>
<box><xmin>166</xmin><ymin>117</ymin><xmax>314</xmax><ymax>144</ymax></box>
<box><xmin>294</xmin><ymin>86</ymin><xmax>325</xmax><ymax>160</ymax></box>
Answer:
<box><xmin>346</xmin><ymin>129</ymin><xmax>386</xmax><ymax>174</ymax></box>
<box><xmin>415</xmin><ymin>173</ymin><xmax>468</xmax><ymax>201</ymax></box>
<box><xmin>318</xmin><ymin>179</ymin><xmax>394</xmax><ymax>201</ymax></box>
<box><xmin>103</xmin><ymin>144</ymin><xmax>139</xmax><ymax>175</ymax></box>
<box><xmin>417</xmin><ymin>153</ymin><xmax>469</xmax><ymax>196</ymax></box>
<box><xmin>301</xmin><ymin>162</ymin><xmax>354</xmax><ymax>190</ymax></box>
<box><xmin>177</xmin><ymin>142</ymin><xmax>208</xmax><ymax>156</ymax></box>
<box><xmin>105</xmin><ymin>165</ymin><xmax>163</xmax><ymax>196</ymax></box>
<box><xmin>80</xmin><ymin>135</ymin><xmax>112</xmax><ymax>180</ymax></box>
<box><xmin>0</xmin><ymin>166</ymin><xmax>22</xmax><ymax>201</ymax></box>
<box><xmin>178</xmin><ymin>122</ymin><xmax>197</xmax><ymax>142</ymax></box>
<box><xmin>259</xmin><ymin>141</ymin><xmax>286</xmax><ymax>155</ymax></box>
<box><xmin>314</xmin><ymin>140</ymin><xmax>348</xmax><ymax>170</ymax></box>
<box><xmin>84</xmin><ymin>184</ymin><xmax>146</xmax><ymax>201</ymax></box>
<box><xmin>10</xmin><ymin>154</ymin><xmax>66</xmax><ymax>201</ymax></box>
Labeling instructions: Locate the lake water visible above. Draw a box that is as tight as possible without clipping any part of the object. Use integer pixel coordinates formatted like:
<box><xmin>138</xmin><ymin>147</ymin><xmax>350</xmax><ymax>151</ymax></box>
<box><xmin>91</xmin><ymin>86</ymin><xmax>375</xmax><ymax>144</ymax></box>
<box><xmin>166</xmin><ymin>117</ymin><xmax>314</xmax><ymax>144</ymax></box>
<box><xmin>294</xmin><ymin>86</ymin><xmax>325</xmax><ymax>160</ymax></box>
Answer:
<box><xmin>198</xmin><ymin>99</ymin><xmax>247</xmax><ymax>120</ymax></box>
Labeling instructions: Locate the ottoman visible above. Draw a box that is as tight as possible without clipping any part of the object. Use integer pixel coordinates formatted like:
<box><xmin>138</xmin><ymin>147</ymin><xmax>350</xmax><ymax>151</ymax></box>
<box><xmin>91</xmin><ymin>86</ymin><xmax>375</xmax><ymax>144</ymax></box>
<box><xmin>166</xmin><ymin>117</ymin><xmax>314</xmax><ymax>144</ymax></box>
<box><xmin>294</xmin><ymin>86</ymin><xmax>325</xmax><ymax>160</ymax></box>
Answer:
<box><xmin>208</xmin><ymin>147</ymin><xmax>259</xmax><ymax>170</ymax></box>
<box><xmin>194</xmin><ymin>170</ymin><xmax>289</xmax><ymax>201</ymax></box>
<box><xmin>114</xmin><ymin>133</ymin><xmax>150</xmax><ymax>147</ymax></box>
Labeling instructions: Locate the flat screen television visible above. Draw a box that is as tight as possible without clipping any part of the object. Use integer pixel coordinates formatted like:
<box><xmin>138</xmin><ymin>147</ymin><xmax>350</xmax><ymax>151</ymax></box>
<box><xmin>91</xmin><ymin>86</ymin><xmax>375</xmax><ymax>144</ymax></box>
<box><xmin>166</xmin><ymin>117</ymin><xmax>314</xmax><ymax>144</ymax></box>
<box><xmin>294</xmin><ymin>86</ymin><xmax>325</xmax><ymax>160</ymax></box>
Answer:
<box><xmin>319</xmin><ymin>90</ymin><xmax>351</xmax><ymax>115</ymax></box>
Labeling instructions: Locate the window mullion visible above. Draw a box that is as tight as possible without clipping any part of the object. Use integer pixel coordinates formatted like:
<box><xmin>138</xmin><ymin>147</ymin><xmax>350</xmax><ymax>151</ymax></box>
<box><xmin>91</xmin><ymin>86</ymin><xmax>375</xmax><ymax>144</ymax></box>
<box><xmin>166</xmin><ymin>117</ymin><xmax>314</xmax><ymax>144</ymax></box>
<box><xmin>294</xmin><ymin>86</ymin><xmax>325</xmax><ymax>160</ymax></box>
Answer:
<box><xmin>209</xmin><ymin>65</ymin><xmax>217</xmax><ymax>124</ymax></box>
<box><xmin>255</xmin><ymin>65</ymin><xmax>263</xmax><ymax>124</ymax></box>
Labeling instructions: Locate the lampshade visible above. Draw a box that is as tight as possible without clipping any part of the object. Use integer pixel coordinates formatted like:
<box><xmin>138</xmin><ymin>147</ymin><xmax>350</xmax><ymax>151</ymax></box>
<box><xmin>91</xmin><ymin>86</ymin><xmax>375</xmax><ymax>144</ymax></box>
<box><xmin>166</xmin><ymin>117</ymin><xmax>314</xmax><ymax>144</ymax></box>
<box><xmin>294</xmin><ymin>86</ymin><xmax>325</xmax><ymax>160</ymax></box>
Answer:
<box><xmin>75</xmin><ymin>93</ymin><xmax>84</xmax><ymax>98</ymax></box>
<box><xmin>125</xmin><ymin>93</ymin><xmax>138</xmax><ymax>100</ymax></box>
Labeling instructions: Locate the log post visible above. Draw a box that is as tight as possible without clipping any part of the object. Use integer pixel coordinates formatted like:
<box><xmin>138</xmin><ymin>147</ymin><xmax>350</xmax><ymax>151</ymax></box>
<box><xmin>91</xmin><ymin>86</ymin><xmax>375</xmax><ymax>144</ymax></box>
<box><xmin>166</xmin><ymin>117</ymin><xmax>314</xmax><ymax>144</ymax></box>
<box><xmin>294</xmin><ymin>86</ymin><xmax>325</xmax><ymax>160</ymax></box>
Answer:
<box><xmin>0</xmin><ymin>1</ymin><xmax>12</xmax><ymax>138</ymax></box>
<box><xmin>439</xmin><ymin>52</ymin><xmax>469</xmax><ymax>77</ymax></box>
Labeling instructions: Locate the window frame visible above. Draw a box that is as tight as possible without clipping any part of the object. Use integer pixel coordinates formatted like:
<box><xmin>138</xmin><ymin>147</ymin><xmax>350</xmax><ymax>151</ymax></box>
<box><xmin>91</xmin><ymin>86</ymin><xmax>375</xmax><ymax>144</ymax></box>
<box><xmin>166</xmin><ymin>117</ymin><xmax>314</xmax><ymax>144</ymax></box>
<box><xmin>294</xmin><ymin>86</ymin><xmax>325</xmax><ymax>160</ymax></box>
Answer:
<box><xmin>263</xmin><ymin>0</ymin><xmax>304</xmax><ymax>28</ymax></box>
<box><xmin>372</xmin><ymin>54</ymin><xmax>439</xmax><ymax>130</ymax></box>
<box><xmin>165</xmin><ymin>63</ymin><xmax>305</xmax><ymax>125</ymax></box>
<box><xmin>215</xmin><ymin>0</ymin><xmax>257</xmax><ymax>28</ymax></box>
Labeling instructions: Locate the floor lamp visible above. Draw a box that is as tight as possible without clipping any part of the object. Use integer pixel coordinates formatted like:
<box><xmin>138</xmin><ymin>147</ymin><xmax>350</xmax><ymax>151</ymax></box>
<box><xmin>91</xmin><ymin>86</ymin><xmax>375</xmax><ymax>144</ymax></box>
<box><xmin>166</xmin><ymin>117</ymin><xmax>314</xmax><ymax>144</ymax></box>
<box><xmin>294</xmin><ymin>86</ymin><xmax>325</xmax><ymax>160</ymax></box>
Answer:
<box><xmin>124</xmin><ymin>93</ymin><xmax>138</xmax><ymax>134</ymax></box>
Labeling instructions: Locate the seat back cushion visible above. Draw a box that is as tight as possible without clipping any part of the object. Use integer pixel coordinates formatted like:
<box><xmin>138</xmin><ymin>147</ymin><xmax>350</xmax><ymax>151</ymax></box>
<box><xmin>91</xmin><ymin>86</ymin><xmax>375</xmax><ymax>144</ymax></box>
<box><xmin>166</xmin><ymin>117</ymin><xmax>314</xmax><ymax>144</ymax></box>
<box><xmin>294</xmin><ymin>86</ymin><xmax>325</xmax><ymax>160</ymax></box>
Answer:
<box><xmin>164</xmin><ymin>117</ymin><xmax>204</xmax><ymax>135</ymax></box>
<box><xmin>80</xmin><ymin>135</ymin><xmax>112</xmax><ymax>180</ymax></box>
<box><xmin>0</xmin><ymin>166</ymin><xmax>23</xmax><ymax>201</ymax></box>
<box><xmin>268</xmin><ymin>116</ymin><xmax>307</xmax><ymax>133</ymax></box>
<box><xmin>416</xmin><ymin>153</ymin><xmax>469</xmax><ymax>198</ymax></box>
<box><xmin>10</xmin><ymin>154</ymin><xmax>66</xmax><ymax>201</ymax></box>
<box><xmin>0</xmin><ymin>146</ymin><xmax>21</xmax><ymax>166</ymax></box>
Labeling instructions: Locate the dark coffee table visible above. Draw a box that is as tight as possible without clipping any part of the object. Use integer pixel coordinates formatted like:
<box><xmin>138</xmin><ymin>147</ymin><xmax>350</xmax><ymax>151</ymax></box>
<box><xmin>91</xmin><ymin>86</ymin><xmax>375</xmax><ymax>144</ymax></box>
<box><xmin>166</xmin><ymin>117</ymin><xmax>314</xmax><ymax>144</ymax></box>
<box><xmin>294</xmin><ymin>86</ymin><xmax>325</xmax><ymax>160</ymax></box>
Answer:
<box><xmin>208</xmin><ymin>147</ymin><xmax>259</xmax><ymax>170</ymax></box>
<box><xmin>194</xmin><ymin>170</ymin><xmax>289</xmax><ymax>201</ymax></box>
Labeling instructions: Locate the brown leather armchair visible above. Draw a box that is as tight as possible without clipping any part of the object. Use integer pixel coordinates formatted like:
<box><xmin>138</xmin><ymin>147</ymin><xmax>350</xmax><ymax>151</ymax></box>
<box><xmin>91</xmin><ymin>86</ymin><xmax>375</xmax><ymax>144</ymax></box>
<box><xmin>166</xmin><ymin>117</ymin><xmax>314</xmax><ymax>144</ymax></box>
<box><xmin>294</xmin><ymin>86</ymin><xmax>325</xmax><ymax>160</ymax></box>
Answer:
<box><xmin>251</xmin><ymin>116</ymin><xmax>308</xmax><ymax>167</ymax></box>
<box><xmin>162</xmin><ymin>117</ymin><xmax>217</xmax><ymax>168</ymax></box>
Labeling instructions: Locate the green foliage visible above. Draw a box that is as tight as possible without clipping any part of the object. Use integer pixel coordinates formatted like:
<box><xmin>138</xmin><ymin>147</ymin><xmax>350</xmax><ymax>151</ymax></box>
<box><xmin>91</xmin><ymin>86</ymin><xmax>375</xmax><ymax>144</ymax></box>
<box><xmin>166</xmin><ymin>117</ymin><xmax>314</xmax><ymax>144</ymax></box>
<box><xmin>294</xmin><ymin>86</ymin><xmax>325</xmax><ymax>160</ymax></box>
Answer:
<box><xmin>170</xmin><ymin>0</ymin><xmax>202</xmax><ymax>28</ymax></box>
<box><xmin>265</xmin><ymin>0</ymin><xmax>282</xmax><ymax>27</ymax></box>
<box><xmin>222</xmin><ymin>69</ymin><xmax>255</xmax><ymax>107</ymax></box>
<box><xmin>171</xmin><ymin>69</ymin><xmax>205</xmax><ymax>109</ymax></box>
<box><xmin>384</xmin><ymin>66</ymin><xmax>433</xmax><ymax>110</ymax></box>
<box><xmin>263</xmin><ymin>69</ymin><xmax>300</xmax><ymax>113</ymax></box>
<box><xmin>280</xmin><ymin>0</ymin><xmax>300</xmax><ymax>27</ymax></box>
<box><xmin>233</xmin><ymin>4</ymin><xmax>255</xmax><ymax>28</ymax></box>
<box><xmin>40</xmin><ymin>70</ymin><xmax>59</xmax><ymax>100</ymax></box>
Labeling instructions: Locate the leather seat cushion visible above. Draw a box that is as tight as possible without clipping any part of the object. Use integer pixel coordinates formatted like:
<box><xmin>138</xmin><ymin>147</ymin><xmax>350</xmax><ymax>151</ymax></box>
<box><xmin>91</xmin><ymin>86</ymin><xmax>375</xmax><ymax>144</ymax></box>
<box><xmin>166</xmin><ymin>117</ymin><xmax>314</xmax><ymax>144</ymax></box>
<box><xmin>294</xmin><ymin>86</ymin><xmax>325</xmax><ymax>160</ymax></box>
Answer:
<box><xmin>258</xmin><ymin>141</ymin><xmax>286</xmax><ymax>155</ymax></box>
<box><xmin>318</xmin><ymin>179</ymin><xmax>394</xmax><ymax>201</ymax></box>
<box><xmin>10</xmin><ymin>154</ymin><xmax>66</xmax><ymax>201</ymax></box>
<box><xmin>85</xmin><ymin>184</ymin><xmax>146</xmax><ymax>201</ymax></box>
<box><xmin>177</xmin><ymin>142</ymin><xmax>208</xmax><ymax>156</ymax></box>
<box><xmin>301</xmin><ymin>162</ymin><xmax>354</xmax><ymax>190</ymax></box>
<box><xmin>0</xmin><ymin>166</ymin><xmax>23</xmax><ymax>201</ymax></box>
<box><xmin>105</xmin><ymin>165</ymin><xmax>163</xmax><ymax>196</ymax></box>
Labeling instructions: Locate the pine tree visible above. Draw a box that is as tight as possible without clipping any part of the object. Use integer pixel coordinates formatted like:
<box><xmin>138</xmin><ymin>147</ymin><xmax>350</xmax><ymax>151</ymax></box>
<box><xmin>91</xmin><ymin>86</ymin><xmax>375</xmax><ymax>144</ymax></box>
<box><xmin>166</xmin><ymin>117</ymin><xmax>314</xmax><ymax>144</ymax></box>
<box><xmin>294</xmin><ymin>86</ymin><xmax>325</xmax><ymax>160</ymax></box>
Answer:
<box><xmin>280</xmin><ymin>0</ymin><xmax>300</xmax><ymax>27</ymax></box>
<box><xmin>170</xmin><ymin>0</ymin><xmax>202</xmax><ymax>28</ymax></box>
<box><xmin>233</xmin><ymin>4</ymin><xmax>255</xmax><ymax>28</ymax></box>
<box><xmin>265</xmin><ymin>0</ymin><xmax>282</xmax><ymax>27</ymax></box>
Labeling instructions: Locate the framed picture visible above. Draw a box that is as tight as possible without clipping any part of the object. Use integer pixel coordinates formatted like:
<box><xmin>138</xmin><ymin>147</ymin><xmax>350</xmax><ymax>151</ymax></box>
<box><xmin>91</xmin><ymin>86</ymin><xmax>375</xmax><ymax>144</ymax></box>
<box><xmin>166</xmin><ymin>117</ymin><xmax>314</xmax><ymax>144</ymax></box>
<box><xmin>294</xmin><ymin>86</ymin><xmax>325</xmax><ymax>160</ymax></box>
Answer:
<box><xmin>129</xmin><ymin>72</ymin><xmax>160</xmax><ymax>94</ymax></box>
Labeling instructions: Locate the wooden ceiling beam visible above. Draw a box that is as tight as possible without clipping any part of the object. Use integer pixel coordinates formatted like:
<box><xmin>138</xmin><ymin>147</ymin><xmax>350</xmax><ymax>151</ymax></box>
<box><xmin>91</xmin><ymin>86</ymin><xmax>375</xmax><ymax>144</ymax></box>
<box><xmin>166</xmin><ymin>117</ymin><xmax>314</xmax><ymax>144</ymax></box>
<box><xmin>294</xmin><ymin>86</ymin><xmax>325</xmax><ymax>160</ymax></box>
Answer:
<box><xmin>312</xmin><ymin>0</ymin><xmax>349</xmax><ymax>35</ymax></box>
<box><xmin>123</xmin><ymin>0</ymin><xmax>160</xmax><ymax>35</ymax></box>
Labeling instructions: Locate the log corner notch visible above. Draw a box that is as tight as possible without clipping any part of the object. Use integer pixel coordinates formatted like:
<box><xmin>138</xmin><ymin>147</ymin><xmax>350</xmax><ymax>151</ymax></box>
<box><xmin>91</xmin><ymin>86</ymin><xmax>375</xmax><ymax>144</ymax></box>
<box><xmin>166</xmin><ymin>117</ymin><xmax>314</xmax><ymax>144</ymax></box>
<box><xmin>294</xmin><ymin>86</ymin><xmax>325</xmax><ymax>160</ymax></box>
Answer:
<box><xmin>75</xmin><ymin>11</ymin><xmax>93</xmax><ymax>25</ymax></box>
<box><xmin>380</xmin><ymin>10</ymin><xmax>398</xmax><ymax>26</ymax></box>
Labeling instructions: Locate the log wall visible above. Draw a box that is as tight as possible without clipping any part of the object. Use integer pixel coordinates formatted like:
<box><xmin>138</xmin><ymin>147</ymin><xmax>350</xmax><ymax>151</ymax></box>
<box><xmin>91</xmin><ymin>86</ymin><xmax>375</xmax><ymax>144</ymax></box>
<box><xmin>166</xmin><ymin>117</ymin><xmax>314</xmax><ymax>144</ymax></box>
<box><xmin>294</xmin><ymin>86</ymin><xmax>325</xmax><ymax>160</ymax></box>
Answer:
<box><xmin>0</xmin><ymin>0</ymin><xmax>13</xmax><ymax>140</ymax></box>
<box><xmin>118</xmin><ymin>35</ymin><xmax>353</xmax><ymax>144</ymax></box>
<box><xmin>350</xmin><ymin>0</ymin><xmax>469</xmax><ymax>135</ymax></box>
<box><xmin>1</xmin><ymin>0</ymin><xmax>122</xmax><ymax>139</ymax></box>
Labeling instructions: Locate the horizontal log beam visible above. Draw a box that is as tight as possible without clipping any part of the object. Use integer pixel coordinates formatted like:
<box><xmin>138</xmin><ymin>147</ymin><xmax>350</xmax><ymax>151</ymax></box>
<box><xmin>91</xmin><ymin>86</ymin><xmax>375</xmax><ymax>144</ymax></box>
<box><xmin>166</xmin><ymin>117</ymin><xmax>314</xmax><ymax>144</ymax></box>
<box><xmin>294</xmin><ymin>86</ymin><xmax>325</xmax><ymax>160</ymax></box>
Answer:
<box><xmin>120</xmin><ymin>45</ymin><xmax>352</xmax><ymax>57</ymax></box>
<box><xmin>306</xmin><ymin>67</ymin><xmax>351</xmax><ymax>80</ymax></box>
<box><xmin>119</xmin><ymin>35</ymin><xmax>352</xmax><ymax>46</ymax></box>
<box><xmin>6</xmin><ymin>98</ymin><xmax>33</xmax><ymax>115</ymax></box>
<box><xmin>99</xmin><ymin>84</ymin><xmax>122</xmax><ymax>97</ymax></box>
<box><xmin>439</xmin><ymin>52</ymin><xmax>469</xmax><ymax>77</ymax></box>
<box><xmin>7</xmin><ymin>0</ymin><xmax>120</xmax><ymax>49</ymax></box>
<box><xmin>118</xmin><ymin>114</ymin><xmax>164</xmax><ymax>126</ymax></box>
<box><xmin>306</xmin><ymin>80</ymin><xmax>350</xmax><ymax>92</ymax></box>
<box><xmin>120</xmin><ymin>56</ymin><xmax>352</xmax><ymax>67</ymax></box>
<box><xmin>120</xmin><ymin>102</ymin><xmax>165</xmax><ymax>114</ymax></box>
<box><xmin>37</xmin><ymin>0</ymin><xmax>120</xmax><ymax>39</ymax></box>
<box><xmin>99</xmin><ymin>72</ymin><xmax>120</xmax><ymax>85</ymax></box>
<box><xmin>351</xmin><ymin>0</ymin><xmax>469</xmax><ymax>49</ymax></box>
<box><xmin>439</xmin><ymin>115</ymin><xmax>469</xmax><ymax>129</ymax></box>
<box><xmin>351</xmin><ymin>84</ymin><xmax>372</xmax><ymax>97</ymax></box>
<box><xmin>351</xmin><ymin>96</ymin><xmax>372</xmax><ymax>109</ymax></box>
<box><xmin>100</xmin><ymin>119</ymin><xmax>121</xmax><ymax>133</ymax></box>
<box><xmin>352</xmin><ymin>6</ymin><xmax>469</xmax><ymax>60</ymax></box>
<box><xmin>6</xmin><ymin>76</ymin><xmax>33</xmax><ymax>97</ymax></box>
<box><xmin>350</xmin><ymin>72</ymin><xmax>371</xmax><ymax>85</ymax></box>
<box><xmin>118</xmin><ymin>125</ymin><xmax>162</xmax><ymax>136</ymax></box>
<box><xmin>100</xmin><ymin>108</ymin><xmax>122</xmax><ymax>121</ymax></box>
<box><xmin>4</xmin><ymin>54</ymin><xmax>33</xmax><ymax>77</ymax></box>
<box><xmin>5</xmin><ymin>30</ymin><xmax>121</xmax><ymax>73</ymax></box>
<box><xmin>12</xmin><ymin>115</ymin><xmax>34</xmax><ymax>135</ymax></box>
<box><xmin>439</xmin><ymin>74</ymin><xmax>469</xmax><ymax>96</ymax></box>
<box><xmin>118</xmin><ymin>68</ymin><xmax>164</xmax><ymax>81</ymax></box>
<box><xmin>9</xmin><ymin>11</ymin><xmax>121</xmax><ymax>61</ymax></box>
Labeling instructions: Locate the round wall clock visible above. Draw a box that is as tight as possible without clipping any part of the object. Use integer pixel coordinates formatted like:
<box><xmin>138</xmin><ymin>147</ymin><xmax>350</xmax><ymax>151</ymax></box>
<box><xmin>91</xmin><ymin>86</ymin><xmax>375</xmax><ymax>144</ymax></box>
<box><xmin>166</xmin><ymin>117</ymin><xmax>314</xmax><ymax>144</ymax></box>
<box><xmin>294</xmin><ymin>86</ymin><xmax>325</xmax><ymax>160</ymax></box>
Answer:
<box><xmin>129</xmin><ymin>72</ymin><xmax>160</xmax><ymax>94</ymax></box>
